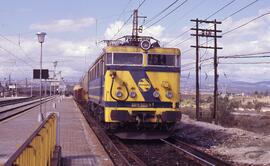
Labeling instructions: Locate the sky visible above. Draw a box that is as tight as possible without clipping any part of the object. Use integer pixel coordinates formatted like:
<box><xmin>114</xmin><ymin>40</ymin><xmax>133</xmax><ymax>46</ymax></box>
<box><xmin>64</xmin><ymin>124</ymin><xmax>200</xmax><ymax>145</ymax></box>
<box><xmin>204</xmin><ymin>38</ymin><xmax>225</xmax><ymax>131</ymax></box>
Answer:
<box><xmin>0</xmin><ymin>0</ymin><xmax>270</xmax><ymax>84</ymax></box>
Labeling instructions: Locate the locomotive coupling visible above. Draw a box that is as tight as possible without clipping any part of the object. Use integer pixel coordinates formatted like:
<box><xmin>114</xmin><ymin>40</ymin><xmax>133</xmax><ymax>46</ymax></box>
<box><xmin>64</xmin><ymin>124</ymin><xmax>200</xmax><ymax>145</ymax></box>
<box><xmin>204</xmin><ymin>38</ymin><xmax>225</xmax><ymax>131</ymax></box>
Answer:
<box><xmin>110</xmin><ymin>71</ymin><xmax>116</xmax><ymax>78</ymax></box>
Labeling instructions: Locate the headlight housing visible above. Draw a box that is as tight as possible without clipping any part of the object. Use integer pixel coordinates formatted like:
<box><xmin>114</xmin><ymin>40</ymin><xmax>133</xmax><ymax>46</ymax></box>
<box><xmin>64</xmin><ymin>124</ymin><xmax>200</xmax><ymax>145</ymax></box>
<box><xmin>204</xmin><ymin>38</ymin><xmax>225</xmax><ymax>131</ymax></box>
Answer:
<box><xmin>153</xmin><ymin>90</ymin><xmax>160</xmax><ymax>98</ymax></box>
<box><xmin>130</xmin><ymin>91</ymin><xmax>137</xmax><ymax>98</ymax></box>
<box><xmin>116</xmin><ymin>91</ymin><xmax>123</xmax><ymax>98</ymax></box>
<box><xmin>166</xmin><ymin>90</ymin><xmax>173</xmax><ymax>99</ymax></box>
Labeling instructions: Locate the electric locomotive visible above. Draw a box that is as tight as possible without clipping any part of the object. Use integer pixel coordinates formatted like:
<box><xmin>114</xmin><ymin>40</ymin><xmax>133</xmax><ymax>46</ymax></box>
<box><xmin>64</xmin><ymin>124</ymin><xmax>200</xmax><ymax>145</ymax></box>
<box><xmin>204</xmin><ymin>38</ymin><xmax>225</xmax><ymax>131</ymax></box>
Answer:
<box><xmin>76</xmin><ymin>34</ymin><xmax>182</xmax><ymax>139</ymax></box>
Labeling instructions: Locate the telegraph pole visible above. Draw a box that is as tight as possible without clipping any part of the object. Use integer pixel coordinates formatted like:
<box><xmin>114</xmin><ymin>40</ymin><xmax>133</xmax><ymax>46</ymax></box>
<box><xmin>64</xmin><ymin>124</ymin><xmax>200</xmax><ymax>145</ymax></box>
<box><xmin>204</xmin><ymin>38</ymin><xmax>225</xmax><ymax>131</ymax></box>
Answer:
<box><xmin>191</xmin><ymin>19</ymin><xmax>222</xmax><ymax>122</ymax></box>
<box><xmin>213</xmin><ymin>20</ymin><xmax>219</xmax><ymax>123</ymax></box>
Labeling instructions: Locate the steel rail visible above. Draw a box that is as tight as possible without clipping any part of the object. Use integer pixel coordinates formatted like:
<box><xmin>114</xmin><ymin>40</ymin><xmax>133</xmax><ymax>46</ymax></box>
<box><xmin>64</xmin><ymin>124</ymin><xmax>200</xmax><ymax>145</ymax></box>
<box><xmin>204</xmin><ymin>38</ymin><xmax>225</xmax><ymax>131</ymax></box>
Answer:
<box><xmin>109</xmin><ymin>135</ymin><xmax>147</xmax><ymax>166</ymax></box>
<box><xmin>0</xmin><ymin>96</ymin><xmax>55</xmax><ymax>122</ymax></box>
<box><xmin>0</xmin><ymin>97</ymin><xmax>38</xmax><ymax>107</ymax></box>
<box><xmin>160</xmin><ymin>137</ymin><xmax>230</xmax><ymax>166</ymax></box>
<box><xmin>75</xmin><ymin>102</ymin><xmax>146</xmax><ymax>166</ymax></box>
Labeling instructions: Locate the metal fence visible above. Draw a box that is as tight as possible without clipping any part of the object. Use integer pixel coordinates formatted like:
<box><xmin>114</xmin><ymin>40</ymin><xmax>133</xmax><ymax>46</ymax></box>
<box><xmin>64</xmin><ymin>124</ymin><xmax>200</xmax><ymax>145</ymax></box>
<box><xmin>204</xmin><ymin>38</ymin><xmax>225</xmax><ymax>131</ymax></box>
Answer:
<box><xmin>3</xmin><ymin>113</ymin><xmax>58</xmax><ymax>166</ymax></box>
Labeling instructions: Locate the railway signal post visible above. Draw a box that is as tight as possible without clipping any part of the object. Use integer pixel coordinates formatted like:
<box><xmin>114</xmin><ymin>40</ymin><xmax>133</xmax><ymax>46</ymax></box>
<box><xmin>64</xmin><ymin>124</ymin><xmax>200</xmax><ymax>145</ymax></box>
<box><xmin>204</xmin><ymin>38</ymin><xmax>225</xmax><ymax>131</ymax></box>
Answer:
<box><xmin>191</xmin><ymin>19</ymin><xmax>222</xmax><ymax>122</ymax></box>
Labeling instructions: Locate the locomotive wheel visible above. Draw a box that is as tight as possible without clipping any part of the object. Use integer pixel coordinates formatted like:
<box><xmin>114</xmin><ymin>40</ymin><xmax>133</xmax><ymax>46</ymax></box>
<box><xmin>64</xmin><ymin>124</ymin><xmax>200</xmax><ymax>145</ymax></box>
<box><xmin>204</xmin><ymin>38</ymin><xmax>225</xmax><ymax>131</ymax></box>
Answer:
<box><xmin>105</xmin><ymin>123</ymin><xmax>119</xmax><ymax>132</ymax></box>
<box><xmin>165</xmin><ymin>123</ymin><xmax>176</xmax><ymax>132</ymax></box>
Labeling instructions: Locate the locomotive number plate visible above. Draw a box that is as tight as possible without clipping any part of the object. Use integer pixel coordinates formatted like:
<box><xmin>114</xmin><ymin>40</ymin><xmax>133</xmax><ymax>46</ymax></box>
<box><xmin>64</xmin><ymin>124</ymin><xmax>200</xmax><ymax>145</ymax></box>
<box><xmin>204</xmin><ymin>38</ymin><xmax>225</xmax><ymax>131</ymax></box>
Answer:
<box><xmin>131</xmin><ymin>102</ymin><xmax>154</xmax><ymax>108</ymax></box>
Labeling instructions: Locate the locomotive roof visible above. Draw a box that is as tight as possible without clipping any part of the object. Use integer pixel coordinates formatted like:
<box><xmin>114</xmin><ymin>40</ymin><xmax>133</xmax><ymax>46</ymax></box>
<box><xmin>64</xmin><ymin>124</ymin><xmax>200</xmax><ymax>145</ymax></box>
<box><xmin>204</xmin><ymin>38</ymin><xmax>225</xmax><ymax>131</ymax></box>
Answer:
<box><xmin>104</xmin><ymin>46</ymin><xmax>181</xmax><ymax>55</ymax></box>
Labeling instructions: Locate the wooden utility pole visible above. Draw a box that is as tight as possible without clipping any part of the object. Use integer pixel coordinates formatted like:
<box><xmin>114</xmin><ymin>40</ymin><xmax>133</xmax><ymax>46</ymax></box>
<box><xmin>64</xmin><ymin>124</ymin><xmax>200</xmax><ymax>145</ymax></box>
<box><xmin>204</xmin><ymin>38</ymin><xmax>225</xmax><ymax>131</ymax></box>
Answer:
<box><xmin>190</xmin><ymin>19</ymin><xmax>222</xmax><ymax>122</ymax></box>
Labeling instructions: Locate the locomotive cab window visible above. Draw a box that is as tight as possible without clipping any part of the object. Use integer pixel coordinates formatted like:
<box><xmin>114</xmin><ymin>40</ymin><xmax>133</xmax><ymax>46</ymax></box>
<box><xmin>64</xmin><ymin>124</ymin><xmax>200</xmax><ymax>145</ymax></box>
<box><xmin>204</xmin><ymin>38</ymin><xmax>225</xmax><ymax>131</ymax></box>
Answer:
<box><xmin>148</xmin><ymin>54</ymin><xmax>175</xmax><ymax>66</ymax></box>
<box><xmin>106</xmin><ymin>53</ymin><xmax>112</xmax><ymax>64</ymax></box>
<box><xmin>113</xmin><ymin>53</ymin><xmax>143</xmax><ymax>65</ymax></box>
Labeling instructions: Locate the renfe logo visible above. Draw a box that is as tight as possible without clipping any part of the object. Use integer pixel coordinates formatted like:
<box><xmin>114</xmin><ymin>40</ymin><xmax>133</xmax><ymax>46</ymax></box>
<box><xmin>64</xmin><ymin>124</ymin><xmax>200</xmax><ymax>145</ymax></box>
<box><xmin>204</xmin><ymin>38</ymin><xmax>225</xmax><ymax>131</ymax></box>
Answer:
<box><xmin>138</xmin><ymin>78</ymin><xmax>151</xmax><ymax>92</ymax></box>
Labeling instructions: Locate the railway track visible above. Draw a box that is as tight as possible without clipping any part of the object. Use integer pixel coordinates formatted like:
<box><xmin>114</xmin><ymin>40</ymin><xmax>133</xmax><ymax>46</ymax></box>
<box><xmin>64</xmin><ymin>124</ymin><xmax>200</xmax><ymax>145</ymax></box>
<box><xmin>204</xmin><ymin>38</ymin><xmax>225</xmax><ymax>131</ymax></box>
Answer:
<box><xmin>77</xmin><ymin>101</ymin><xmax>231</xmax><ymax>166</ymax></box>
<box><xmin>77</xmin><ymin>103</ymin><xmax>146</xmax><ymax>166</ymax></box>
<box><xmin>160</xmin><ymin>136</ymin><xmax>231</xmax><ymax>166</ymax></box>
<box><xmin>0</xmin><ymin>97</ymin><xmax>38</xmax><ymax>107</ymax></box>
<box><xmin>0</xmin><ymin>96</ymin><xmax>55</xmax><ymax>122</ymax></box>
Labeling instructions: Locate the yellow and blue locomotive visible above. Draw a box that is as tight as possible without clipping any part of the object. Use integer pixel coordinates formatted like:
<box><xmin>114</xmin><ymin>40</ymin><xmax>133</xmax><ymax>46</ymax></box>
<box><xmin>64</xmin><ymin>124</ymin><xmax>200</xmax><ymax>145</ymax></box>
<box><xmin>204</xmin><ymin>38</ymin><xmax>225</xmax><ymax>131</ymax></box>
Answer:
<box><xmin>76</xmin><ymin>35</ymin><xmax>181</xmax><ymax>138</ymax></box>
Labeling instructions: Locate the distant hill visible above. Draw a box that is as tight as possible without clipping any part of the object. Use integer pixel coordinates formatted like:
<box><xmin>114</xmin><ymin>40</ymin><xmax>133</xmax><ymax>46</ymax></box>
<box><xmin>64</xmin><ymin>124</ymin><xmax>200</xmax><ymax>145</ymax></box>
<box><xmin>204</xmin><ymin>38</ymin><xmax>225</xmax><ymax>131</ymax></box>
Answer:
<box><xmin>181</xmin><ymin>75</ymin><xmax>270</xmax><ymax>94</ymax></box>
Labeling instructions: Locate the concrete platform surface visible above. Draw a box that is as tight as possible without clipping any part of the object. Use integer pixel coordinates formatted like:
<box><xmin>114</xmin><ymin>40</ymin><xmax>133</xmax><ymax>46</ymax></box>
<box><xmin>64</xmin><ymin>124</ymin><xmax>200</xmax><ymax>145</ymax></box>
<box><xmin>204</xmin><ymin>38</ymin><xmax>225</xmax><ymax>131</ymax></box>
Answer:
<box><xmin>0</xmin><ymin>96</ymin><xmax>113</xmax><ymax>166</ymax></box>
<box><xmin>0</xmin><ymin>99</ymin><xmax>51</xmax><ymax>164</ymax></box>
<box><xmin>58</xmin><ymin>96</ymin><xmax>113</xmax><ymax>166</ymax></box>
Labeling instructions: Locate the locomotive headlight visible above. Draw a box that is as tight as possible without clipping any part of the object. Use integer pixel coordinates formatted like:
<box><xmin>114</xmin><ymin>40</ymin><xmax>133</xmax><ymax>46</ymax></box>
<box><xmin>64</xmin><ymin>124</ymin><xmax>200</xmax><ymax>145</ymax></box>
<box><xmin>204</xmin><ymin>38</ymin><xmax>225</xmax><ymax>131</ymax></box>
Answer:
<box><xmin>130</xmin><ymin>91</ymin><xmax>137</xmax><ymax>98</ymax></box>
<box><xmin>153</xmin><ymin>90</ymin><xmax>160</xmax><ymax>98</ymax></box>
<box><xmin>140</xmin><ymin>40</ymin><xmax>151</xmax><ymax>50</ymax></box>
<box><xmin>166</xmin><ymin>90</ymin><xmax>173</xmax><ymax>99</ymax></box>
<box><xmin>116</xmin><ymin>90</ymin><xmax>123</xmax><ymax>98</ymax></box>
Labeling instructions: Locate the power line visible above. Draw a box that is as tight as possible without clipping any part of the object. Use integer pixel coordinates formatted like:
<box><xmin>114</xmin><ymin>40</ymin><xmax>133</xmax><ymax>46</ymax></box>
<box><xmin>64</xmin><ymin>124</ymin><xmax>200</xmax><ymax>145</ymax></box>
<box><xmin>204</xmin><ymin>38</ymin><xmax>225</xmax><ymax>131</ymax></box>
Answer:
<box><xmin>182</xmin><ymin>51</ymin><xmax>270</xmax><ymax>67</ymax></box>
<box><xmin>205</xmin><ymin>0</ymin><xmax>236</xmax><ymax>20</ymax></box>
<box><xmin>182</xmin><ymin>62</ymin><xmax>213</xmax><ymax>72</ymax></box>
<box><xmin>110</xmin><ymin>0</ymin><xmax>147</xmax><ymax>40</ymax></box>
<box><xmin>116</xmin><ymin>0</ymin><xmax>133</xmax><ymax>21</ymax></box>
<box><xmin>144</xmin><ymin>0</ymin><xmax>188</xmax><ymax>30</ymax></box>
<box><xmin>220</xmin><ymin>55</ymin><xmax>270</xmax><ymax>59</ymax></box>
<box><xmin>220</xmin><ymin>61</ymin><xmax>270</xmax><ymax>64</ymax></box>
<box><xmin>171</xmin><ymin>0</ymin><xmax>261</xmax><ymax>47</ymax></box>
<box><xmin>0</xmin><ymin>45</ymin><xmax>34</xmax><ymax>68</ymax></box>
<box><xmin>167</xmin><ymin>0</ymin><xmax>237</xmax><ymax>46</ymax></box>
<box><xmin>0</xmin><ymin>33</ymin><xmax>36</xmax><ymax>62</ymax></box>
<box><xmin>182</xmin><ymin>9</ymin><xmax>270</xmax><ymax>54</ymax></box>
<box><xmin>165</xmin><ymin>0</ymin><xmax>205</xmax><ymax>32</ymax></box>
<box><xmin>221</xmin><ymin>0</ymin><xmax>259</xmax><ymax>22</ymax></box>
<box><xmin>110</xmin><ymin>13</ymin><xmax>133</xmax><ymax>40</ymax></box>
<box><xmin>144</xmin><ymin>0</ymin><xmax>180</xmax><ymax>26</ymax></box>
<box><xmin>219</xmin><ymin>51</ymin><xmax>270</xmax><ymax>59</ymax></box>
<box><xmin>222</xmin><ymin>10</ymin><xmax>270</xmax><ymax>36</ymax></box>
<box><xmin>137</xmin><ymin>0</ymin><xmax>147</xmax><ymax>10</ymax></box>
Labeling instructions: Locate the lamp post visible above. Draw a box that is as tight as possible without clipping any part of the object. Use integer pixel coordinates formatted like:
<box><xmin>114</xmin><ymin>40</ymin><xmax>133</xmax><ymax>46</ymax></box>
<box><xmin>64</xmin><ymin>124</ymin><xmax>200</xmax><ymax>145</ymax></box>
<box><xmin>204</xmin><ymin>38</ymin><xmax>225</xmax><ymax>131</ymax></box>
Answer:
<box><xmin>36</xmin><ymin>32</ymin><xmax>46</xmax><ymax>122</ymax></box>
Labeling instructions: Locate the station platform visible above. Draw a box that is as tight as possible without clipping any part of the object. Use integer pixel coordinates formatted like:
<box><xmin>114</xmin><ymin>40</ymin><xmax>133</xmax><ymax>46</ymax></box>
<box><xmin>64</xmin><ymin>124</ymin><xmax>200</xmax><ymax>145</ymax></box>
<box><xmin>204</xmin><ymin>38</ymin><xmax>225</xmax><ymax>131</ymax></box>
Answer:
<box><xmin>0</xmin><ymin>96</ymin><xmax>113</xmax><ymax>166</ymax></box>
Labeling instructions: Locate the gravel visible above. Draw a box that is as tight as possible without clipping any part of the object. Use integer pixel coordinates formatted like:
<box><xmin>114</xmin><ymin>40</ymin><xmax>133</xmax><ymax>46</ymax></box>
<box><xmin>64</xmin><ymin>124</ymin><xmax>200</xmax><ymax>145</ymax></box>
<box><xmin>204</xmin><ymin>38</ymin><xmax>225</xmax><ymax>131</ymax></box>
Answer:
<box><xmin>175</xmin><ymin>114</ymin><xmax>270</xmax><ymax>166</ymax></box>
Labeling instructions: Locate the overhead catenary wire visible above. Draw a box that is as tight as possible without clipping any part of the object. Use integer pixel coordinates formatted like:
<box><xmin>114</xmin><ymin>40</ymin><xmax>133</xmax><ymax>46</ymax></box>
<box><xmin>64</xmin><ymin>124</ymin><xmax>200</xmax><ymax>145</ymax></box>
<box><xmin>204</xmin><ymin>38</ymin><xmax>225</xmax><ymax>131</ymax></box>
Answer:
<box><xmin>116</xmin><ymin>0</ymin><xmax>133</xmax><ymax>21</ymax></box>
<box><xmin>0</xmin><ymin>33</ymin><xmax>36</xmax><ymax>63</ymax></box>
<box><xmin>137</xmin><ymin>0</ymin><xmax>147</xmax><ymax>10</ymax></box>
<box><xmin>144</xmin><ymin>0</ymin><xmax>188</xmax><ymax>30</ymax></box>
<box><xmin>0</xmin><ymin>45</ymin><xmax>34</xmax><ymax>68</ymax></box>
<box><xmin>144</xmin><ymin>0</ymin><xmax>180</xmax><ymax>26</ymax></box>
<box><xmin>110</xmin><ymin>14</ymin><xmax>133</xmax><ymax>40</ymax></box>
<box><xmin>110</xmin><ymin>0</ymin><xmax>147</xmax><ymax>40</ymax></box>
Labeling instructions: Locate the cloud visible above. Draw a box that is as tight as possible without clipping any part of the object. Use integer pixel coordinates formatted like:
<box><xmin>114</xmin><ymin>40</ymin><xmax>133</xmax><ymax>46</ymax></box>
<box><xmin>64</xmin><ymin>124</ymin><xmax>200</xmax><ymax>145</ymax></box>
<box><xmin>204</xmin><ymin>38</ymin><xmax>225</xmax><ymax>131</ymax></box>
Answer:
<box><xmin>104</xmin><ymin>21</ymin><xmax>131</xmax><ymax>39</ymax></box>
<box><xmin>0</xmin><ymin>35</ymin><xmax>101</xmax><ymax>81</ymax></box>
<box><xmin>30</xmin><ymin>17</ymin><xmax>96</xmax><ymax>32</ymax></box>
<box><xmin>178</xmin><ymin>7</ymin><xmax>270</xmax><ymax>82</ymax></box>
<box><xmin>104</xmin><ymin>21</ymin><xmax>165</xmax><ymax>39</ymax></box>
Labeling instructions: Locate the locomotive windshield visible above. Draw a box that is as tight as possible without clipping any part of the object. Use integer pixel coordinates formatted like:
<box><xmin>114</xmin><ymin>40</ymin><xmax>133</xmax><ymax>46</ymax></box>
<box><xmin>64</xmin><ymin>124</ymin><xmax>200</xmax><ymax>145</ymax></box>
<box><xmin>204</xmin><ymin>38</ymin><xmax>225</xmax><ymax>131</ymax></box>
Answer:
<box><xmin>148</xmin><ymin>54</ymin><xmax>176</xmax><ymax>66</ymax></box>
<box><xmin>113</xmin><ymin>53</ymin><xmax>143</xmax><ymax>65</ymax></box>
